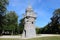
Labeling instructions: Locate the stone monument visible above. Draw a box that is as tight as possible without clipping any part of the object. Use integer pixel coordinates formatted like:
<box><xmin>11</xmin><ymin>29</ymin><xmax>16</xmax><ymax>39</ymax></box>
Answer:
<box><xmin>22</xmin><ymin>5</ymin><xmax>36</xmax><ymax>38</ymax></box>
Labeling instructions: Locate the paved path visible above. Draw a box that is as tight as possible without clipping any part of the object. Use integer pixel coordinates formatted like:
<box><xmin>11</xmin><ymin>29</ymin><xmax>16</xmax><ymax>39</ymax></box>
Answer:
<box><xmin>22</xmin><ymin>34</ymin><xmax>60</xmax><ymax>39</ymax></box>
<box><xmin>0</xmin><ymin>35</ymin><xmax>21</xmax><ymax>38</ymax></box>
<box><xmin>0</xmin><ymin>34</ymin><xmax>60</xmax><ymax>39</ymax></box>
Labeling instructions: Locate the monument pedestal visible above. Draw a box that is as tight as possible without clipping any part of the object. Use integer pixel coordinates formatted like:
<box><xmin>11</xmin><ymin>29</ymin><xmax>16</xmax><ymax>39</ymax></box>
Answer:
<box><xmin>22</xmin><ymin>22</ymin><xmax>36</xmax><ymax>38</ymax></box>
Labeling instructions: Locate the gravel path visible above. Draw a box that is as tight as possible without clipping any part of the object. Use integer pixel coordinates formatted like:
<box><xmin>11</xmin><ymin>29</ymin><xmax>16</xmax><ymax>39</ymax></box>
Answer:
<box><xmin>0</xmin><ymin>34</ymin><xmax>60</xmax><ymax>39</ymax></box>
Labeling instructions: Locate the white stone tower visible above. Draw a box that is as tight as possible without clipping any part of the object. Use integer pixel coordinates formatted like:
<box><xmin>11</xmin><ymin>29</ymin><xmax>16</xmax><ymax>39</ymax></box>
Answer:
<box><xmin>22</xmin><ymin>5</ymin><xmax>36</xmax><ymax>38</ymax></box>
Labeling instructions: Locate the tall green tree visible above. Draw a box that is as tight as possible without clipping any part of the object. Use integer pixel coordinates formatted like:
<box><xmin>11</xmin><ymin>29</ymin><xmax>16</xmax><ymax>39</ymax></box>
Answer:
<box><xmin>3</xmin><ymin>11</ymin><xmax>18</xmax><ymax>35</ymax></box>
<box><xmin>50</xmin><ymin>9</ymin><xmax>60</xmax><ymax>34</ymax></box>
<box><xmin>0</xmin><ymin>0</ymin><xmax>8</xmax><ymax>35</ymax></box>
<box><xmin>19</xmin><ymin>18</ymin><xmax>24</xmax><ymax>34</ymax></box>
<box><xmin>41</xmin><ymin>9</ymin><xmax>60</xmax><ymax>34</ymax></box>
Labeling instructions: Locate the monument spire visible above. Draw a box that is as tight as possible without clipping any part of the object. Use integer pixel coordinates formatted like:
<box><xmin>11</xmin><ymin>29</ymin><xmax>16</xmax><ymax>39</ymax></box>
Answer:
<box><xmin>26</xmin><ymin>0</ymin><xmax>33</xmax><ymax>12</ymax></box>
<box><xmin>28</xmin><ymin>0</ymin><xmax>31</xmax><ymax>6</ymax></box>
<box><xmin>27</xmin><ymin>0</ymin><xmax>32</xmax><ymax>9</ymax></box>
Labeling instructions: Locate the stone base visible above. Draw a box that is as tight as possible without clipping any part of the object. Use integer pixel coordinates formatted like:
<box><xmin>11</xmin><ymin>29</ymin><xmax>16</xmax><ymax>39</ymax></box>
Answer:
<box><xmin>22</xmin><ymin>24</ymin><xmax>36</xmax><ymax>38</ymax></box>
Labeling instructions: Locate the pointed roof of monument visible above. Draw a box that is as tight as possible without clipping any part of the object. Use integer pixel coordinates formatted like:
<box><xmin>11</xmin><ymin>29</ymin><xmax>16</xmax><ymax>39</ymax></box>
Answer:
<box><xmin>27</xmin><ymin>5</ymin><xmax>32</xmax><ymax>9</ymax></box>
<box><xmin>26</xmin><ymin>5</ymin><xmax>33</xmax><ymax>12</ymax></box>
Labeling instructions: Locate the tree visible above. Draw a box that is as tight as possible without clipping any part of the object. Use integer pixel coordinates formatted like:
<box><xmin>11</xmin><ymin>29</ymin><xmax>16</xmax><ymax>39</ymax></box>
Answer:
<box><xmin>50</xmin><ymin>9</ymin><xmax>60</xmax><ymax>34</ymax></box>
<box><xmin>36</xmin><ymin>27</ymin><xmax>41</xmax><ymax>34</ymax></box>
<box><xmin>41</xmin><ymin>23</ymin><xmax>51</xmax><ymax>34</ymax></box>
<box><xmin>0</xmin><ymin>0</ymin><xmax>8</xmax><ymax>35</ymax></box>
<box><xmin>3</xmin><ymin>11</ymin><xmax>18</xmax><ymax>35</ymax></box>
<box><xmin>41</xmin><ymin>9</ymin><xmax>60</xmax><ymax>34</ymax></box>
<box><xmin>19</xmin><ymin>18</ymin><xmax>24</xmax><ymax>34</ymax></box>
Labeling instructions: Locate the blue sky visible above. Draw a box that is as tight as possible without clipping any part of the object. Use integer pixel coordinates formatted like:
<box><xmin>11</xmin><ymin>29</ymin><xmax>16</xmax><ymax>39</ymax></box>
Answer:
<box><xmin>7</xmin><ymin>0</ymin><xmax>60</xmax><ymax>28</ymax></box>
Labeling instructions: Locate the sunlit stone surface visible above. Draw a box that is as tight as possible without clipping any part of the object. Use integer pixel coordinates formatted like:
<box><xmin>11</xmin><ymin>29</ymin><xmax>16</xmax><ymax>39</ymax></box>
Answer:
<box><xmin>22</xmin><ymin>5</ymin><xmax>36</xmax><ymax>38</ymax></box>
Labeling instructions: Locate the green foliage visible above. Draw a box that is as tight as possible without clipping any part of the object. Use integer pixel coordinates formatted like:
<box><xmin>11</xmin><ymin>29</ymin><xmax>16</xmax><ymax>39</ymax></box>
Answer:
<box><xmin>3</xmin><ymin>11</ymin><xmax>18</xmax><ymax>35</ymax></box>
<box><xmin>36</xmin><ymin>27</ymin><xmax>40</xmax><ymax>34</ymax></box>
<box><xmin>0</xmin><ymin>0</ymin><xmax>8</xmax><ymax>35</ymax></box>
<box><xmin>0</xmin><ymin>0</ymin><xmax>8</xmax><ymax>14</ymax></box>
<box><xmin>41</xmin><ymin>9</ymin><xmax>60</xmax><ymax>34</ymax></box>
<box><xmin>19</xmin><ymin>18</ymin><xmax>24</xmax><ymax>34</ymax></box>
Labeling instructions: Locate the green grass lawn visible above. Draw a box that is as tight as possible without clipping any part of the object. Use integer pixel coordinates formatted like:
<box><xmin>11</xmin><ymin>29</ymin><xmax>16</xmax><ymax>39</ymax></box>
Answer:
<box><xmin>28</xmin><ymin>36</ymin><xmax>60</xmax><ymax>40</ymax></box>
<box><xmin>0</xmin><ymin>36</ymin><xmax>60</xmax><ymax>40</ymax></box>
